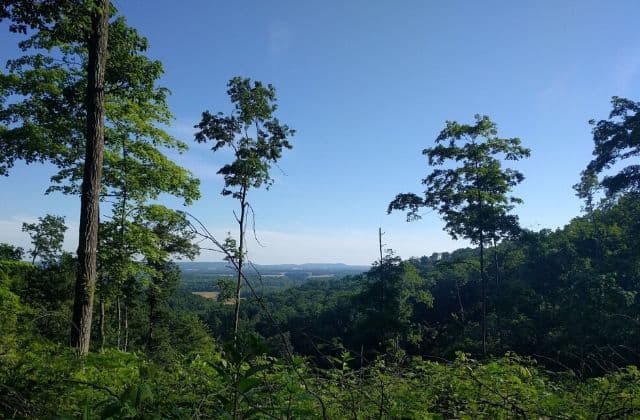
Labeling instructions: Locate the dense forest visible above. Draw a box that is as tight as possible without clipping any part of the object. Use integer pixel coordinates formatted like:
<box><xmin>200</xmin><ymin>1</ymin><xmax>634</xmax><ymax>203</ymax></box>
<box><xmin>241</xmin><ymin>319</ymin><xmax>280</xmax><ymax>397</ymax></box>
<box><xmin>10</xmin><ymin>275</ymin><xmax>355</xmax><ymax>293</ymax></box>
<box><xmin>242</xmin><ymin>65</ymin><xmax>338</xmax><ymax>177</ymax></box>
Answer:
<box><xmin>1</xmin><ymin>1</ymin><xmax>640</xmax><ymax>418</ymax></box>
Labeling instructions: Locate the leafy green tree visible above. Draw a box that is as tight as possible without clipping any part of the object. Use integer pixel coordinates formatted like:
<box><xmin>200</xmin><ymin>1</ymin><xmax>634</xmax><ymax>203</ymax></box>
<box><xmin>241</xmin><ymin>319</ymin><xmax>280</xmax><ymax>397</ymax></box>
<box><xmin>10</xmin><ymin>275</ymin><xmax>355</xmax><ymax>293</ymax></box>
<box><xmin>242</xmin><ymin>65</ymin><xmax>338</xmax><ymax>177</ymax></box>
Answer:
<box><xmin>0</xmin><ymin>243</ymin><xmax>24</xmax><ymax>261</ymax></box>
<box><xmin>0</xmin><ymin>1</ymin><xmax>63</xmax><ymax>34</ymax></box>
<box><xmin>579</xmin><ymin>97</ymin><xmax>640</xmax><ymax>198</ymax></box>
<box><xmin>131</xmin><ymin>205</ymin><xmax>199</xmax><ymax>355</ymax></box>
<box><xmin>97</xmin><ymin>218</ymin><xmax>142</xmax><ymax>350</ymax></box>
<box><xmin>93</xmin><ymin>204</ymin><xmax>199</xmax><ymax>354</ymax></box>
<box><xmin>13</xmin><ymin>253</ymin><xmax>76</xmax><ymax>342</ymax></box>
<box><xmin>388</xmin><ymin>115</ymin><xmax>529</xmax><ymax>355</ymax></box>
<box><xmin>21</xmin><ymin>214</ymin><xmax>67</xmax><ymax>265</ymax></box>
<box><xmin>0</xmin><ymin>15</ymin><xmax>199</xmax><ymax>205</ymax></box>
<box><xmin>74</xmin><ymin>0</ymin><xmax>110</xmax><ymax>357</ymax></box>
<box><xmin>1</xmin><ymin>0</ymin><xmax>112</xmax><ymax>356</ymax></box>
<box><xmin>355</xmin><ymin>252</ymin><xmax>432</xmax><ymax>353</ymax></box>
<box><xmin>195</xmin><ymin>77</ymin><xmax>295</xmax><ymax>342</ymax></box>
<box><xmin>1</xmin><ymin>2</ymin><xmax>199</xmax><ymax>355</ymax></box>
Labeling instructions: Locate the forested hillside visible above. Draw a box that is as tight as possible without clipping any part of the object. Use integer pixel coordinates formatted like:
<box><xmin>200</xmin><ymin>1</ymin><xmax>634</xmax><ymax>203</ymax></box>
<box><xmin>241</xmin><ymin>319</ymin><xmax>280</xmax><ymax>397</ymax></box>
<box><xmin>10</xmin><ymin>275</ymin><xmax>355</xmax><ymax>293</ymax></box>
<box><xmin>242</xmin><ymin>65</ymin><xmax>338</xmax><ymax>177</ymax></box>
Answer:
<box><xmin>230</xmin><ymin>195</ymin><xmax>640</xmax><ymax>373</ymax></box>
<box><xmin>1</xmin><ymin>1</ymin><xmax>640</xmax><ymax>418</ymax></box>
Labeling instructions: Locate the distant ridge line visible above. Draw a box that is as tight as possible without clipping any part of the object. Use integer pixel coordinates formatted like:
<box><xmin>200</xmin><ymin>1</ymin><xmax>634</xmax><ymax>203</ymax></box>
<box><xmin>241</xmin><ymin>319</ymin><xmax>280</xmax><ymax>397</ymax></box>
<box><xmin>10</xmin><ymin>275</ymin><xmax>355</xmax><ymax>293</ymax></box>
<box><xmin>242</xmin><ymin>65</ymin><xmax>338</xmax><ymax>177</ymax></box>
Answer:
<box><xmin>176</xmin><ymin>261</ymin><xmax>369</xmax><ymax>272</ymax></box>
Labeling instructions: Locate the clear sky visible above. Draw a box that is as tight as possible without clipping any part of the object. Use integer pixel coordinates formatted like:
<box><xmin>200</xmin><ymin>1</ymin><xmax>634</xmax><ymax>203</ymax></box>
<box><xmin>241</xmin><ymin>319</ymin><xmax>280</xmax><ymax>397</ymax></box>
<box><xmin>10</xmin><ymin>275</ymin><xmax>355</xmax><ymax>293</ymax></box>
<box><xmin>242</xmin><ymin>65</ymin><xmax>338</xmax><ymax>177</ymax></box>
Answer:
<box><xmin>1</xmin><ymin>0</ymin><xmax>640</xmax><ymax>264</ymax></box>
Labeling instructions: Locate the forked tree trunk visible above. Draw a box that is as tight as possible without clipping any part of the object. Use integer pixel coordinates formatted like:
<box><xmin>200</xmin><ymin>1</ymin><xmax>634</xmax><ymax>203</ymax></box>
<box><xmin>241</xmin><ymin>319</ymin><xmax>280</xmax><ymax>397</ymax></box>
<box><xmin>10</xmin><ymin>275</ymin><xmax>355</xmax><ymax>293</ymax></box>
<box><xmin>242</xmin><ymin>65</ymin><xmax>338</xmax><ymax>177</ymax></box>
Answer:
<box><xmin>70</xmin><ymin>0</ymin><xmax>110</xmax><ymax>356</ymax></box>
<box><xmin>31</xmin><ymin>245</ymin><xmax>38</xmax><ymax>265</ymax></box>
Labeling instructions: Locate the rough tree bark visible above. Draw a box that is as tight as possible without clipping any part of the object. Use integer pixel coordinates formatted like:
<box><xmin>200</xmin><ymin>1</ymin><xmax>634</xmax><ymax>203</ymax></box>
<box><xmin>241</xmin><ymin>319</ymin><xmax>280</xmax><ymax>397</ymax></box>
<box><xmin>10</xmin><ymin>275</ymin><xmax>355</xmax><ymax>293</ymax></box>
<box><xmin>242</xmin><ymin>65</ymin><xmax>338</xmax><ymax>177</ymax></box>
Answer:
<box><xmin>70</xmin><ymin>0</ymin><xmax>110</xmax><ymax>356</ymax></box>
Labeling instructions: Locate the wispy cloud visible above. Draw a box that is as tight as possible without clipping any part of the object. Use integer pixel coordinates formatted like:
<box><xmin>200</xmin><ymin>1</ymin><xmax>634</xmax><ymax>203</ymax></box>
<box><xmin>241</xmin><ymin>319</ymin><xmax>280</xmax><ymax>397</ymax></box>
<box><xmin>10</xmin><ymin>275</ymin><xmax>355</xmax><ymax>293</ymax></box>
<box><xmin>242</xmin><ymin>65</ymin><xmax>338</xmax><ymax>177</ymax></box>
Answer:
<box><xmin>268</xmin><ymin>21</ymin><xmax>293</xmax><ymax>57</ymax></box>
<box><xmin>1</xmin><ymin>215</ymin><xmax>465</xmax><ymax>265</ymax></box>
<box><xmin>189</xmin><ymin>226</ymin><xmax>465</xmax><ymax>265</ymax></box>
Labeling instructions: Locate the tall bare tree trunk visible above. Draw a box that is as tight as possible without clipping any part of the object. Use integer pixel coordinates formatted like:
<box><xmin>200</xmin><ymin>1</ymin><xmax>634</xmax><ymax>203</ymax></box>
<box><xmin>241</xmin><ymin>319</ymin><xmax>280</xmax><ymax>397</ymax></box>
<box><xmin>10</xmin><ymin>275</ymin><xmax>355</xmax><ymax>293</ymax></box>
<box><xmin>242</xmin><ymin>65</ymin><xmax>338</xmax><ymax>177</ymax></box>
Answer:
<box><xmin>99</xmin><ymin>294</ymin><xmax>105</xmax><ymax>352</ymax></box>
<box><xmin>116</xmin><ymin>296</ymin><xmax>121</xmax><ymax>350</ymax></box>
<box><xmin>379</xmin><ymin>227</ymin><xmax>383</xmax><ymax>308</ymax></box>
<box><xmin>232</xmin><ymin>187</ymin><xmax>247</xmax><ymax>345</ymax></box>
<box><xmin>378</xmin><ymin>227</ymin><xmax>385</xmax><ymax>343</ymax></box>
<box><xmin>147</xmin><ymin>280</ymin><xmax>157</xmax><ymax>352</ymax></box>
<box><xmin>475</xmin><ymin>158</ymin><xmax>487</xmax><ymax>357</ymax></box>
<box><xmin>480</xmin><ymin>232</ymin><xmax>486</xmax><ymax>356</ymax></box>
<box><xmin>117</xmin><ymin>136</ymin><xmax>127</xmax><ymax>352</ymax></box>
<box><xmin>31</xmin><ymin>245</ymin><xmax>38</xmax><ymax>265</ymax></box>
<box><xmin>70</xmin><ymin>0</ymin><xmax>110</xmax><ymax>356</ymax></box>
<box><xmin>124</xmin><ymin>303</ymin><xmax>129</xmax><ymax>351</ymax></box>
<box><xmin>493</xmin><ymin>238</ymin><xmax>500</xmax><ymax>285</ymax></box>
<box><xmin>492</xmin><ymin>238</ymin><xmax>501</xmax><ymax>345</ymax></box>
<box><xmin>455</xmin><ymin>278</ymin><xmax>465</xmax><ymax>322</ymax></box>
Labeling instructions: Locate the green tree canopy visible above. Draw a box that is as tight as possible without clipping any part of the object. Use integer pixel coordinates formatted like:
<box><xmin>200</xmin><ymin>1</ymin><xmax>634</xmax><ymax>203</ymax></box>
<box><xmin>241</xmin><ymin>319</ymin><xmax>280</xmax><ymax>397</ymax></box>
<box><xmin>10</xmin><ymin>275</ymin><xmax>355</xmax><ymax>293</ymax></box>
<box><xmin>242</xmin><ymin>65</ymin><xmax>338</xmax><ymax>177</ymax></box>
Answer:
<box><xmin>389</xmin><ymin>114</ymin><xmax>530</xmax><ymax>355</ymax></box>
<box><xmin>0</xmin><ymin>243</ymin><xmax>24</xmax><ymax>261</ymax></box>
<box><xmin>578</xmin><ymin>96</ymin><xmax>640</xmax><ymax>199</ymax></box>
<box><xmin>195</xmin><ymin>77</ymin><xmax>294</xmax><ymax>198</ymax></box>
<box><xmin>1</xmin><ymin>3</ymin><xmax>199</xmax><ymax>355</ymax></box>
<box><xmin>355</xmin><ymin>252</ymin><xmax>432</xmax><ymax>352</ymax></box>
<box><xmin>22</xmin><ymin>214</ymin><xmax>67</xmax><ymax>265</ymax></box>
<box><xmin>0</xmin><ymin>15</ymin><xmax>199</xmax><ymax>205</ymax></box>
<box><xmin>388</xmin><ymin>115</ymin><xmax>529</xmax><ymax>244</ymax></box>
<box><xmin>195</xmin><ymin>77</ymin><xmax>295</xmax><ymax>341</ymax></box>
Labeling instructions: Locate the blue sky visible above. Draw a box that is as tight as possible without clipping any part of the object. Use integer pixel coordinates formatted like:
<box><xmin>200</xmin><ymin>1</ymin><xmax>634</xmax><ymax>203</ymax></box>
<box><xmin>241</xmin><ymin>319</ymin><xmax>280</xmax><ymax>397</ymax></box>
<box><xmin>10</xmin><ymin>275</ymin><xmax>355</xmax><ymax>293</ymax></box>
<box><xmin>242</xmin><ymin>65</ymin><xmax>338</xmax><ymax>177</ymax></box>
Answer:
<box><xmin>1</xmin><ymin>0</ymin><xmax>639</xmax><ymax>264</ymax></box>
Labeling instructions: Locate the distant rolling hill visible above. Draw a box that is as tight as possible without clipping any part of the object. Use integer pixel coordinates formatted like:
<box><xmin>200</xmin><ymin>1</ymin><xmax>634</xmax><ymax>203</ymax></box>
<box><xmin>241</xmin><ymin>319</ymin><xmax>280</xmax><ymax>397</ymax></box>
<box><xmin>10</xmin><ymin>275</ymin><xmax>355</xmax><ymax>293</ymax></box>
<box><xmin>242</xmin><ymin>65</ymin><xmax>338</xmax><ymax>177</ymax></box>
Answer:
<box><xmin>177</xmin><ymin>261</ymin><xmax>368</xmax><ymax>295</ymax></box>
<box><xmin>178</xmin><ymin>261</ymin><xmax>368</xmax><ymax>273</ymax></box>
